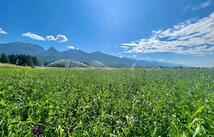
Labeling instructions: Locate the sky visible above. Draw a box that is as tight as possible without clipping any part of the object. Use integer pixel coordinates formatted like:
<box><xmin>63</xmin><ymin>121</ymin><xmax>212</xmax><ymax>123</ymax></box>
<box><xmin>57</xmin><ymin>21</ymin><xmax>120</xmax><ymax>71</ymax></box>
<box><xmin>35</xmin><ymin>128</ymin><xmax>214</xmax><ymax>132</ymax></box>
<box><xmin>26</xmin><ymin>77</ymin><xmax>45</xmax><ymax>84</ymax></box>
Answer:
<box><xmin>0</xmin><ymin>0</ymin><xmax>214</xmax><ymax>67</ymax></box>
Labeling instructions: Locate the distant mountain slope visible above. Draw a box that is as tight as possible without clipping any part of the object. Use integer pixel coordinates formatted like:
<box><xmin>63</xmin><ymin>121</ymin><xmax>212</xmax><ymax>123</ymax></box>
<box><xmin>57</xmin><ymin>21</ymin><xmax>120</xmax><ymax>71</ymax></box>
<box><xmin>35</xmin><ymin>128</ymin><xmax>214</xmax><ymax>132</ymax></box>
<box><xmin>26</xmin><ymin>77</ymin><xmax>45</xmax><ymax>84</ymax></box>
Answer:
<box><xmin>0</xmin><ymin>42</ymin><xmax>179</xmax><ymax>67</ymax></box>
<box><xmin>61</xmin><ymin>49</ymin><xmax>92</xmax><ymax>62</ymax></box>
<box><xmin>39</xmin><ymin>47</ymin><xmax>61</xmax><ymax>62</ymax></box>
<box><xmin>0</xmin><ymin>42</ymin><xmax>44</xmax><ymax>55</ymax></box>
<box><xmin>42</xmin><ymin>47</ymin><xmax>59</xmax><ymax>55</ymax></box>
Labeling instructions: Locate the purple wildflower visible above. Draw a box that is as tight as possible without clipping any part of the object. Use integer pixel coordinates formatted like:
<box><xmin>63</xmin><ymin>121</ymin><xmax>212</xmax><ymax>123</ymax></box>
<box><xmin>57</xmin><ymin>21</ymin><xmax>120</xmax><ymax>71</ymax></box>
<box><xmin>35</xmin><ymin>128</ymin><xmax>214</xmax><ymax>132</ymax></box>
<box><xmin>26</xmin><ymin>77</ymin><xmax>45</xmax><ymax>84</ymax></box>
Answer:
<box><xmin>32</xmin><ymin>125</ymin><xmax>43</xmax><ymax>137</ymax></box>
<box><xmin>69</xmin><ymin>125</ymin><xmax>74</xmax><ymax>133</ymax></box>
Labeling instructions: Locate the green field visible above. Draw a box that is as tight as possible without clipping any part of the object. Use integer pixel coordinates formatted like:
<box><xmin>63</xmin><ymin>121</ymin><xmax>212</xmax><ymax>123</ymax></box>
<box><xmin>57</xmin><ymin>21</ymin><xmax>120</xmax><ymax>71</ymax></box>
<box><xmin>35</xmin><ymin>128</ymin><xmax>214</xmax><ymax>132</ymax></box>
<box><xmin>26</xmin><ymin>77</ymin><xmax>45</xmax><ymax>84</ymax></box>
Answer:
<box><xmin>0</xmin><ymin>68</ymin><xmax>213</xmax><ymax>136</ymax></box>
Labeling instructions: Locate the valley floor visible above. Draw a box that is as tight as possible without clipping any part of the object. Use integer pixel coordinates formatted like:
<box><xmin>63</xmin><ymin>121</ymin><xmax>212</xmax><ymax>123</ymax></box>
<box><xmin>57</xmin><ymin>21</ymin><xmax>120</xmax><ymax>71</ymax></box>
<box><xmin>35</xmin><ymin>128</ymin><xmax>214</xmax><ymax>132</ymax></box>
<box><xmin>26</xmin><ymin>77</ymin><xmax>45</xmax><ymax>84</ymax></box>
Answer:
<box><xmin>0</xmin><ymin>68</ymin><xmax>213</xmax><ymax>136</ymax></box>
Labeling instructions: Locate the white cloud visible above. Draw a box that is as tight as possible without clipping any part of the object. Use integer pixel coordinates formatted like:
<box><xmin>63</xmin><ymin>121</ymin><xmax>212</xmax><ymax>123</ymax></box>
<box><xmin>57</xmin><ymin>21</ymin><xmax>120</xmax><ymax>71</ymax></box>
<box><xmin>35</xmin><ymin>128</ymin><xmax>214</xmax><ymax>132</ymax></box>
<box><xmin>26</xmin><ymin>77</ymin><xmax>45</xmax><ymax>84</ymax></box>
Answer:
<box><xmin>46</xmin><ymin>35</ymin><xmax>56</xmax><ymax>41</ymax></box>
<box><xmin>22</xmin><ymin>32</ymin><xmax>46</xmax><ymax>41</ymax></box>
<box><xmin>121</xmin><ymin>12</ymin><xmax>214</xmax><ymax>55</ymax></box>
<box><xmin>22</xmin><ymin>33</ymin><xmax>69</xmax><ymax>42</ymax></box>
<box><xmin>56</xmin><ymin>35</ymin><xmax>68</xmax><ymax>42</ymax></box>
<box><xmin>193</xmin><ymin>0</ymin><xmax>212</xmax><ymax>10</ymax></box>
<box><xmin>67</xmin><ymin>45</ymin><xmax>79</xmax><ymax>50</ymax></box>
<box><xmin>0</xmin><ymin>28</ymin><xmax>8</xmax><ymax>35</ymax></box>
<box><xmin>46</xmin><ymin>35</ymin><xmax>68</xmax><ymax>42</ymax></box>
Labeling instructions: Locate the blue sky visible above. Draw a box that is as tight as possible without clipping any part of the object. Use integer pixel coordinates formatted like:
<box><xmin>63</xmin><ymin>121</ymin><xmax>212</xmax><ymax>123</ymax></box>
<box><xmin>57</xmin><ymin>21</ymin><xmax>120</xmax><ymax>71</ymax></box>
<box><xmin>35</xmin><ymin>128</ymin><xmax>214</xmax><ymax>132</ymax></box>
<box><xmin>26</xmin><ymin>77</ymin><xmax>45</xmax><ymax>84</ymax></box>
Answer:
<box><xmin>0</xmin><ymin>0</ymin><xmax>214</xmax><ymax>67</ymax></box>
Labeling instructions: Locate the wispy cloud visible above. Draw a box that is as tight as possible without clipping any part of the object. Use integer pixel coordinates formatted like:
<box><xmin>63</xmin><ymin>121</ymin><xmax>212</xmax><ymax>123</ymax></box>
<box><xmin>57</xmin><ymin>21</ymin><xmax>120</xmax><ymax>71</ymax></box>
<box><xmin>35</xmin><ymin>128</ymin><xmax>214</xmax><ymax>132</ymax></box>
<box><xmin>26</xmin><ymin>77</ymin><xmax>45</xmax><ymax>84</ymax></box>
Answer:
<box><xmin>67</xmin><ymin>45</ymin><xmax>79</xmax><ymax>50</ymax></box>
<box><xmin>121</xmin><ymin>12</ymin><xmax>214</xmax><ymax>55</ymax></box>
<box><xmin>193</xmin><ymin>0</ymin><xmax>212</xmax><ymax>10</ymax></box>
<box><xmin>46</xmin><ymin>35</ymin><xmax>68</xmax><ymax>42</ymax></box>
<box><xmin>22</xmin><ymin>32</ymin><xmax>46</xmax><ymax>41</ymax></box>
<box><xmin>183</xmin><ymin>0</ymin><xmax>212</xmax><ymax>11</ymax></box>
<box><xmin>0</xmin><ymin>28</ymin><xmax>8</xmax><ymax>35</ymax></box>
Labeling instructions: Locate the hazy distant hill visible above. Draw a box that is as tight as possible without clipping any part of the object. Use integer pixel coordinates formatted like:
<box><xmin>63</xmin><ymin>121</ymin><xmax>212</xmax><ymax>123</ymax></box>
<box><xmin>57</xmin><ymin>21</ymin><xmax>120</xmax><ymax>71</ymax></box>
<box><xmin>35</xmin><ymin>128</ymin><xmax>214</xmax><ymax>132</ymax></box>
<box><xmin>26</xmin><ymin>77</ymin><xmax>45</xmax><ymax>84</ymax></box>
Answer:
<box><xmin>0</xmin><ymin>42</ymin><xmax>44</xmax><ymax>55</ymax></box>
<box><xmin>0</xmin><ymin>42</ymin><xmax>179</xmax><ymax>67</ymax></box>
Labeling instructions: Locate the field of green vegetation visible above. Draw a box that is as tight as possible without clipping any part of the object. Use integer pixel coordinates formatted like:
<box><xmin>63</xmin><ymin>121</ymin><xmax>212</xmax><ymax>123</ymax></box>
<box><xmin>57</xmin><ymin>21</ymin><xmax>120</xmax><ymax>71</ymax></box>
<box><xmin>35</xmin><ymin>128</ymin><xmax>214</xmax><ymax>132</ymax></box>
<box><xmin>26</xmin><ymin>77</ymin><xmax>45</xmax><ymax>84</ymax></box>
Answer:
<box><xmin>0</xmin><ymin>68</ymin><xmax>213</xmax><ymax>136</ymax></box>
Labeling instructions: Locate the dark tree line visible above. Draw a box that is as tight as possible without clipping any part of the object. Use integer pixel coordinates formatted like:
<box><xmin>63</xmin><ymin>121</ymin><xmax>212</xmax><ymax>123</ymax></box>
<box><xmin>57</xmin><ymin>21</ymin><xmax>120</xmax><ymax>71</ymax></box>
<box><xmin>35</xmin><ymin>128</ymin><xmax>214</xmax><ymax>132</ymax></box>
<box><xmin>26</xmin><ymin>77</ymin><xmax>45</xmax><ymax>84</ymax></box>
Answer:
<box><xmin>0</xmin><ymin>53</ymin><xmax>40</xmax><ymax>67</ymax></box>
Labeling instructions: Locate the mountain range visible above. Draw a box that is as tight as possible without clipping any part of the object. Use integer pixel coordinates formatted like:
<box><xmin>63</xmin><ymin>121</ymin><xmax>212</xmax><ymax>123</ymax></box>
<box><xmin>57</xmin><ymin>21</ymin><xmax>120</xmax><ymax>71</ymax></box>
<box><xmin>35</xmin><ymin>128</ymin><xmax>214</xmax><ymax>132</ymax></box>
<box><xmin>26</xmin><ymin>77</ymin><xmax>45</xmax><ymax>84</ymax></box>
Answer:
<box><xmin>0</xmin><ymin>42</ymin><xmax>180</xmax><ymax>67</ymax></box>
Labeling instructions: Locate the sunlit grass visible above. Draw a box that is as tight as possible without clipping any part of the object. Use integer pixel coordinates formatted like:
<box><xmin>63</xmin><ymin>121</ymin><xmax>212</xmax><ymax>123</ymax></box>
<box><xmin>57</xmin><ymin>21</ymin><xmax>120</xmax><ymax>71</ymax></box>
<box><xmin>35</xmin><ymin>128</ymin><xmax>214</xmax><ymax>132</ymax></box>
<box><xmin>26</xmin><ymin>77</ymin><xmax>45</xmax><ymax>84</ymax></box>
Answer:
<box><xmin>0</xmin><ymin>68</ymin><xmax>213</xmax><ymax>136</ymax></box>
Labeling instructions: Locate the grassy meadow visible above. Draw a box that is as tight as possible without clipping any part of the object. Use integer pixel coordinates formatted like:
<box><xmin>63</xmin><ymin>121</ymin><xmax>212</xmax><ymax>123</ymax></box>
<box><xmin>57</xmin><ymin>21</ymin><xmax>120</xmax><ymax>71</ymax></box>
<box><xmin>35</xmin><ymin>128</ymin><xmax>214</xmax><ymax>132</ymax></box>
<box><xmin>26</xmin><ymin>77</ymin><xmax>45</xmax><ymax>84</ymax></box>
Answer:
<box><xmin>0</xmin><ymin>67</ymin><xmax>213</xmax><ymax>136</ymax></box>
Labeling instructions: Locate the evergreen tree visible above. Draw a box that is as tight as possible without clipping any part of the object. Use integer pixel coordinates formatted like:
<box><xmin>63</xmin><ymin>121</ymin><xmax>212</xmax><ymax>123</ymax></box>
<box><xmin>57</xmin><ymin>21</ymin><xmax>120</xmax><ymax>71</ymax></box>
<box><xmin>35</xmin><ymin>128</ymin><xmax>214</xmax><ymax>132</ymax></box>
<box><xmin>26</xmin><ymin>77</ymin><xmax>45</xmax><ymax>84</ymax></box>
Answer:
<box><xmin>17</xmin><ymin>54</ymin><xmax>25</xmax><ymax>66</ymax></box>
<box><xmin>26</xmin><ymin>55</ymin><xmax>34</xmax><ymax>67</ymax></box>
<box><xmin>0</xmin><ymin>53</ymin><xmax>10</xmax><ymax>63</ymax></box>
<box><xmin>1</xmin><ymin>53</ymin><xmax>40</xmax><ymax>67</ymax></box>
<box><xmin>8</xmin><ymin>55</ymin><xmax>16</xmax><ymax>64</ymax></box>
<box><xmin>32</xmin><ymin>56</ymin><xmax>40</xmax><ymax>66</ymax></box>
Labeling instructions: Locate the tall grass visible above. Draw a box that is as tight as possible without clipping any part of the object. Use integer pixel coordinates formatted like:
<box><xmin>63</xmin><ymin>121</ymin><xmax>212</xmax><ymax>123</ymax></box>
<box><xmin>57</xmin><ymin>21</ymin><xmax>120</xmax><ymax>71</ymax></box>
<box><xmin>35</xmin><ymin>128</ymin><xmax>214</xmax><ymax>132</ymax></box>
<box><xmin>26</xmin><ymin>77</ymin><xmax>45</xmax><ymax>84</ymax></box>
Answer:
<box><xmin>0</xmin><ymin>68</ymin><xmax>213</xmax><ymax>136</ymax></box>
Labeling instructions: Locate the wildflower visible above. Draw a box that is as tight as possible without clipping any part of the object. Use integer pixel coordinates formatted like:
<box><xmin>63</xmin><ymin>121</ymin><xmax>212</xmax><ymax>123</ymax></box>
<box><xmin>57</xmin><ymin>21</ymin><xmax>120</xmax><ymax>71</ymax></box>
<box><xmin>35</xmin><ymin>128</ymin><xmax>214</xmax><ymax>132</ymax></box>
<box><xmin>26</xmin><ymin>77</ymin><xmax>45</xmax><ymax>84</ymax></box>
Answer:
<box><xmin>149</xmin><ymin>102</ymin><xmax>153</xmax><ymax>107</ymax></box>
<box><xmin>32</xmin><ymin>125</ymin><xmax>43</xmax><ymax>137</ymax></box>
<box><xmin>69</xmin><ymin>125</ymin><xmax>74</xmax><ymax>133</ymax></box>
<box><xmin>188</xmin><ymin>90</ymin><xmax>194</xmax><ymax>96</ymax></box>
<box><xmin>116</xmin><ymin>120</ymin><xmax>123</xmax><ymax>126</ymax></box>
<box><xmin>130</xmin><ymin>116</ymin><xmax>137</xmax><ymax>124</ymax></box>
